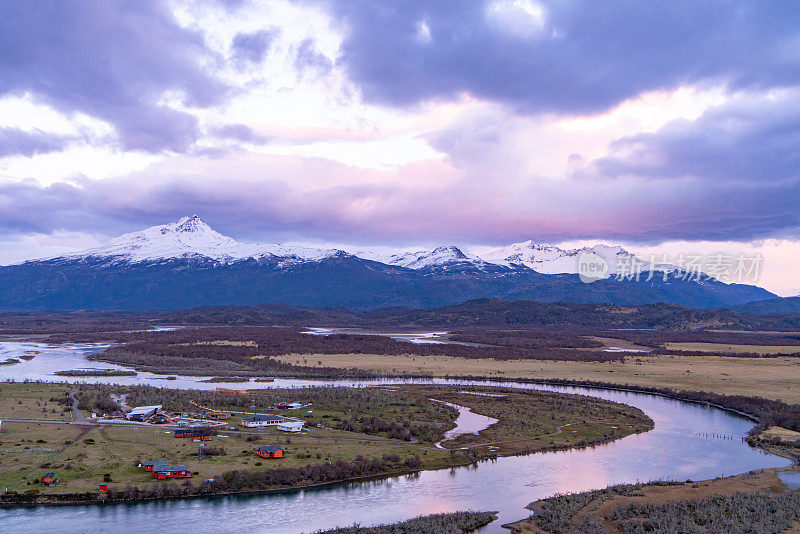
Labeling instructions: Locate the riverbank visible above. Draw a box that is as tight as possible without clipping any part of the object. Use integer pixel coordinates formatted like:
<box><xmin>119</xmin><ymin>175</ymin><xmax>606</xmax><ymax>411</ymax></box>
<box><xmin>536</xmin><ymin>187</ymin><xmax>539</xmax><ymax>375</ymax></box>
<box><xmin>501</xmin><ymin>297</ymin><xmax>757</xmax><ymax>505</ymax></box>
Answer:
<box><xmin>317</xmin><ymin>510</ymin><xmax>499</xmax><ymax>533</ymax></box>
<box><xmin>503</xmin><ymin>466</ymin><xmax>800</xmax><ymax>533</ymax></box>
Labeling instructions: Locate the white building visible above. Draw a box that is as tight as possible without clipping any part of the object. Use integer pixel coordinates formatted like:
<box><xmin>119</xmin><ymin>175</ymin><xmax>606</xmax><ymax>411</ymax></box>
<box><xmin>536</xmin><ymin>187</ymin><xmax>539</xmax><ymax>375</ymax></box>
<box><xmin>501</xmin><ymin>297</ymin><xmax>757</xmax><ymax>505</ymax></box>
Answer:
<box><xmin>277</xmin><ymin>421</ymin><xmax>305</xmax><ymax>433</ymax></box>
<box><xmin>241</xmin><ymin>415</ymin><xmax>284</xmax><ymax>428</ymax></box>
<box><xmin>126</xmin><ymin>405</ymin><xmax>162</xmax><ymax>421</ymax></box>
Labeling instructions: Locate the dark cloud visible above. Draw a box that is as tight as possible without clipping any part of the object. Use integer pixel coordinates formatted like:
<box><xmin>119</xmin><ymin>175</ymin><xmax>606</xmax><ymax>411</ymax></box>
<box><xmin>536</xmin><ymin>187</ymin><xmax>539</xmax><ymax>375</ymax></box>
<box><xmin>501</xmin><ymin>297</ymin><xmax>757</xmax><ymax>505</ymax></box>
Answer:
<box><xmin>210</xmin><ymin>123</ymin><xmax>270</xmax><ymax>143</ymax></box>
<box><xmin>594</xmin><ymin>96</ymin><xmax>800</xmax><ymax>185</ymax></box>
<box><xmin>320</xmin><ymin>1</ymin><xmax>800</xmax><ymax>114</ymax></box>
<box><xmin>0</xmin><ymin>128</ymin><xmax>75</xmax><ymax>157</ymax></box>
<box><xmin>0</xmin><ymin>0</ymin><xmax>227</xmax><ymax>153</ymax></box>
<box><xmin>232</xmin><ymin>29</ymin><xmax>277</xmax><ymax>64</ymax></box>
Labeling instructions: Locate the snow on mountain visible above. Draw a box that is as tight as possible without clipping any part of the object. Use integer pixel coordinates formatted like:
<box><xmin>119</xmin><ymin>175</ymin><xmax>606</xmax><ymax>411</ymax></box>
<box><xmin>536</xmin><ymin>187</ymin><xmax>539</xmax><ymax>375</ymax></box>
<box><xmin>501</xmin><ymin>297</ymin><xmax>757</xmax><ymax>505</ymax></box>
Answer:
<box><xmin>368</xmin><ymin>245</ymin><xmax>490</xmax><ymax>270</ymax></box>
<box><xmin>54</xmin><ymin>215</ymin><xmax>341</xmax><ymax>265</ymax></box>
<box><xmin>42</xmin><ymin>216</ymin><xmax>676</xmax><ymax>278</ymax></box>
<box><xmin>477</xmin><ymin>240</ymin><xmax>676</xmax><ymax>277</ymax></box>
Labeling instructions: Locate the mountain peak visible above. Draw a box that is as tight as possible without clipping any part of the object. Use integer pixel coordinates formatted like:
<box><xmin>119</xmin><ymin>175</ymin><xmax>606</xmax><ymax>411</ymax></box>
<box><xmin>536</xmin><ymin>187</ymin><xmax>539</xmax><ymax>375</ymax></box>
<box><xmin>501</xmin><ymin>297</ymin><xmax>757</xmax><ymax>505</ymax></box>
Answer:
<box><xmin>174</xmin><ymin>214</ymin><xmax>213</xmax><ymax>234</ymax></box>
<box><xmin>53</xmin><ymin>216</ymin><xmax>340</xmax><ymax>264</ymax></box>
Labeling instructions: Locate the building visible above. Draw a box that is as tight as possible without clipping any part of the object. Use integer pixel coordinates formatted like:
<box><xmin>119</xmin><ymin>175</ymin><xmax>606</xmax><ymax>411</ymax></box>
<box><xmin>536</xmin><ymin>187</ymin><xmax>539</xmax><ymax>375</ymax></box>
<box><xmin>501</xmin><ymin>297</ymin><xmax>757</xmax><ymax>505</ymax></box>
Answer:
<box><xmin>254</xmin><ymin>445</ymin><xmax>284</xmax><ymax>458</ymax></box>
<box><xmin>191</xmin><ymin>429</ymin><xmax>212</xmax><ymax>441</ymax></box>
<box><xmin>41</xmin><ymin>472</ymin><xmax>55</xmax><ymax>486</ymax></box>
<box><xmin>98</xmin><ymin>483</ymin><xmax>108</xmax><ymax>492</ymax></box>
<box><xmin>126</xmin><ymin>405</ymin><xmax>162</xmax><ymax>421</ymax></box>
<box><xmin>277</xmin><ymin>421</ymin><xmax>305</xmax><ymax>433</ymax></box>
<box><xmin>153</xmin><ymin>464</ymin><xmax>191</xmax><ymax>479</ymax></box>
<box><xmin>273</xmin><ymin>402</ymin><xmax>305</xmax><ymax>410</ymax></box>
<box><xmin>241</xmin><ymin>415</ymin><xmax>284</xmax><ymax>428</ymax></box>
<box><xmin>206</xmin><ymin>411</ymin><xmax>230</xmax><ymax>420</ymax></box>
<box><xmin>174</xmin><ymin>429</ymin><xmax>193</xmax><ymax>438</ymax></box>
<box><xmin>141</xmin><ymin>460</ymin><xmax>168</xmax><ymax>472</ymax></box>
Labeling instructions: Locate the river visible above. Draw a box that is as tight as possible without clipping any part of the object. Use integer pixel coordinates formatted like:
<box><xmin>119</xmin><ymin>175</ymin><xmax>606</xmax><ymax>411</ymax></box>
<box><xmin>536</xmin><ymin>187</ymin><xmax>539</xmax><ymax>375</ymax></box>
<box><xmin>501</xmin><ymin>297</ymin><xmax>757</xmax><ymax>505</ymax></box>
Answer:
<box><xmin>0</xmin><ymin>341</ymin><xmax>792</xmax><ymax>533</ymax></box>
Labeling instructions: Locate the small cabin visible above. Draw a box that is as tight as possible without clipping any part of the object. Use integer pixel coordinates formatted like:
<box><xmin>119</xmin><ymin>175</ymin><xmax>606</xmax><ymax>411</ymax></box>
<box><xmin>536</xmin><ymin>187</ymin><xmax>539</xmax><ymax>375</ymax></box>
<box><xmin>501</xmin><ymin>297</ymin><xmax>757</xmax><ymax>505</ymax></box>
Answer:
<box><xmin>191</xmin><ymin>430</ymin><xmax>212</xmax><ymax>441</ymax></box>
<box><xmin>41</xmin><ymin>472</ymin><xmax>55</xmax><ymax>486</ymax></box>
<box><xmin>98</xmin><ymin>483</ymin><xmax>108</xmax><ymax>492</ymax></box>
<box><xmin>153</xmin><ymin>464</ymin><xmax>191</xmax><ymax>479</ymax></box>
<box><xmin>277</xmin><ymin>421</ymin><xmax>304</xmax><ymax>433</ymax></box>
<box><xmin>142</xmin><ymin>460</ymin><xmax>168</xmax><ymax>472</ymax></box>
<box><xmin>207</xmin><ymin>411</ymin><xmax>230</xmax><ymax>420</ymax></box>
<box><xmin>174</xmin><ymin>429</ymin><xmax>193</xmax><ymax>438</ymax></box>
<box><xmin>254</xmin><ymin>445</ymin><xmax>284</xmax><ymax>459</ymax></box>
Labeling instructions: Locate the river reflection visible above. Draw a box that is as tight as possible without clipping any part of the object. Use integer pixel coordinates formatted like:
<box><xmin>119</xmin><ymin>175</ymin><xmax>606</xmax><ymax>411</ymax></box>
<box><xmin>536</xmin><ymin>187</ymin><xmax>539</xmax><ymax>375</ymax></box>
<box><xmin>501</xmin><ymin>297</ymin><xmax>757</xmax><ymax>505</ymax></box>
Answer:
<box><xmin>0</xmin><ymin>342</ymin><xmax>792</xmax><ymax>533</ymax></box>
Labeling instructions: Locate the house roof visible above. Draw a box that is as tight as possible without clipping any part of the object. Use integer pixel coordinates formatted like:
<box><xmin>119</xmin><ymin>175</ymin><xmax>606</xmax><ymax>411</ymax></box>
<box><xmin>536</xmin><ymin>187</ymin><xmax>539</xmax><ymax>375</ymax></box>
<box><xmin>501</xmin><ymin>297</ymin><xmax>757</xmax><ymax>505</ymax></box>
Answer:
<box><xmin>255</xmin><ymin>445</ymin><xmax>283</xmax><ymax>453</ymax></box>
<box><xmin>143</xmin><ymin>460</ymin><xmax>168</xmax><ymax>466</ymax></box>
<box><xmin>154</xmin><ymin>464</ymin><xmax>189</xmax><ymax>472</ymax></box>
<box><xmin>243</xmin><ymin>415</ymin><xmax>283</xmax><ymax>422</ymax></box>
<box><xmin>129</xmin><ymin>405</ymin><xmax>162</xmax><ymax>416</ymax></box>
<box><xmin>278</xmin><ymin>421</ymin><xmax>304</xmax><ymax>427</ymax></box>
<box><xmin>43</xmin><ymin>472</ymin><xmax>55</xmax><ymax>478</ymax></box>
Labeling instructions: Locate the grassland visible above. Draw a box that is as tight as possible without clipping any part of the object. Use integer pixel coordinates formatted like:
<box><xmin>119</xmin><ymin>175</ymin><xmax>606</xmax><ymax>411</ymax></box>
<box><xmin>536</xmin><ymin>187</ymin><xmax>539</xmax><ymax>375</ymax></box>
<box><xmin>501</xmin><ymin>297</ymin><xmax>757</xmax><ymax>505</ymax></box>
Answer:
<box><xmin>0</xmin><ymin>383</ymin><xmax>650</xmax><ymax>502</ymax></box>
<box><xmin>665</xmin><ymin>342</ymin><xmax>800</xmax><ymax>354</ymax></box>
<box><xmin>277</xmin><ymin>352</ymin><xmax>800</xmax><ymax>403</ymax></box>
<box><xmin>0</xmin><ymin>382</ymin><xmax>74</xmax><ymax>421</ymax></box>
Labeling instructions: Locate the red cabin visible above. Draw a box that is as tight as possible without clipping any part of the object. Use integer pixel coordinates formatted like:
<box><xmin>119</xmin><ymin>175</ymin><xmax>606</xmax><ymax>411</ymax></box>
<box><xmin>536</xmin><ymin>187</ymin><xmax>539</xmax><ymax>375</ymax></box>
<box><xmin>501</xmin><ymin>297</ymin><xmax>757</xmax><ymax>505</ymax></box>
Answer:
<box><xmin>98</xmin><ymin>483</ymin><xmax>108</xmax><ymax>492</ymax></box>
<box><xmin>174</xmin><ymin>430</ymin><xmax>193</xmax><ymax>438</ymax></box>
<box><xmin>40</xmin><ymin>472</ymin><xmax>55</xmax><ymax>486</ymax></box>
<box><xmin>191</xmin><ymin>430</ymin><xmax>212</xmax><ymax>441</ymax></box>
<box><xmin>153</xmin><ymin>464</ymin><xmax>191</xmax><ymax>479</ymax></box>
<box><xmin>254</xmin><ymin>445</ymin><xmax>284</xmax><ymax>459</ymax></box>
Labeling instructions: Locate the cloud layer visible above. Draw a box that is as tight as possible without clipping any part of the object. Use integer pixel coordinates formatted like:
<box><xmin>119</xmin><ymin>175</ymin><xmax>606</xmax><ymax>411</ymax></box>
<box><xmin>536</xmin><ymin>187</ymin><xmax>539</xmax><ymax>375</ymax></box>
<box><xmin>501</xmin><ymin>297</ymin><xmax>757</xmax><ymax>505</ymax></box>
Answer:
<box><xmin>0</xmin><ymin>0</ymin><xmax>226</xmax><ymax>152</ymax></box>
<box><xmin>1</xmin><ymin>0</ymin><xmax>799</xmax><ymax>284</ymax></box>
<box><xmin>324</xmin><ymin>1</ymin><xmax>800</xmax><ymax>114</ymax></box>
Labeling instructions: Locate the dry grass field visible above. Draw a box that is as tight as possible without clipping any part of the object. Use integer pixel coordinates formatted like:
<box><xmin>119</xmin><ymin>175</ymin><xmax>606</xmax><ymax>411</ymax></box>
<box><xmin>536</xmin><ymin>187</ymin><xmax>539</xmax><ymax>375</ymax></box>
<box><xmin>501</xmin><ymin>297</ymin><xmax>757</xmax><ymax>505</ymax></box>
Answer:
<box><xmin>0</xmin><ymin>382</ymin><xmax>74</xmax><ymax>421</ymax></box>
<box><xmin>275</xmin><ymin>352</ymin><xmax>800</xmax><ymax>403</ymax></box>
<box><xmin>0</xmin><ymin>383</ymin><xmax>649</xmax><ymax>497</ymax></box>
<box><xmin>763</xmin><ymin>426</ymin><xmax>800</xmax><ymax>442</ymax></box>
<box><xmin>665</xmin><ymin>342</ymin><xmax>800</xmax><ymax>354</ymax></box>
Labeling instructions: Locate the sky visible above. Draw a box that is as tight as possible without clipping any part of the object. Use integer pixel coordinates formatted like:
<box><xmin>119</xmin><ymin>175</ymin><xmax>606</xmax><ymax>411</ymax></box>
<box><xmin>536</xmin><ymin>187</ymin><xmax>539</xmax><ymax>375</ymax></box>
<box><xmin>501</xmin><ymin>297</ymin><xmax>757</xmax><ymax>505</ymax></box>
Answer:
<box><xmin>1</xmin><ymin>0</ymin><xmax>799</xmax><ymax>295</ymax></box>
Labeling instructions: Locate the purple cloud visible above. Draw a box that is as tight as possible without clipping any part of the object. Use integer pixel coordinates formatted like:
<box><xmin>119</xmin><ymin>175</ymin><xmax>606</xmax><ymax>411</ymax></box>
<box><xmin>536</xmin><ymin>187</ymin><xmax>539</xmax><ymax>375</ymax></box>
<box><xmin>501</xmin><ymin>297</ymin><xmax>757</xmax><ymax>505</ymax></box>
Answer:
<box><xmin>294</xmin><ymin>39</ymin><xmax>334</xmax><ymax>75</ymax></box>
<box><xmin>232</xmin><ymin>29</ymin><xmax>277</xmax><ymax>64</ymax></box>
<box><xmin>594</xmin><ymin>96</ymin><xmax>800</xmax><ymax>185</ymax></box>
<box><xmin>320</xmin><ymin>1</ymin><xmax>800</xmax><ymax>114</ymax></box>
<box><xmin>0</xmin><ymin>0</ymin><xmax>227</xmax><ymax>153</ymax></box>
<box><xmin>0</xmin><ymin>128</ymin><xmax>74</xmax><ymax>157</ymax></box>
<box><xmin>210</xmin><ymin>124</ymin><xmax>270</xmax><ymax>143</ymax></box>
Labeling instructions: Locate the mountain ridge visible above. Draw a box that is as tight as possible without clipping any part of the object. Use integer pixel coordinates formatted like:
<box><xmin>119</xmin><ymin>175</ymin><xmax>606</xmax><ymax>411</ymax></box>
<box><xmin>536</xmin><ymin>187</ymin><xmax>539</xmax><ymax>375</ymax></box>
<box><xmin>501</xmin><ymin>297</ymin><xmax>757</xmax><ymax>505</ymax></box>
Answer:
<box><xmin>22</xmin><ymin>215</ymin><xmax>695</xmax><ymax>277</ymax></box>
<box><xmin>0</xmin><ymin>216</ymin><xmax>778</xmax><ymax>311</ymax></box>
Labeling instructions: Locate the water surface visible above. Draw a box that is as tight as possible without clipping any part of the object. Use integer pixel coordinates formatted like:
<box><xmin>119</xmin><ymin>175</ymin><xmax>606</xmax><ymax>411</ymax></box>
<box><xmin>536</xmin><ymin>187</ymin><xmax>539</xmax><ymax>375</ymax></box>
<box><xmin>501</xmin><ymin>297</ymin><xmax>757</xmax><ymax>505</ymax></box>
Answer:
<box><xmin>0</xmin><ymin>342</ymin><xmax>791</xmax><ymax>533</ymax></box>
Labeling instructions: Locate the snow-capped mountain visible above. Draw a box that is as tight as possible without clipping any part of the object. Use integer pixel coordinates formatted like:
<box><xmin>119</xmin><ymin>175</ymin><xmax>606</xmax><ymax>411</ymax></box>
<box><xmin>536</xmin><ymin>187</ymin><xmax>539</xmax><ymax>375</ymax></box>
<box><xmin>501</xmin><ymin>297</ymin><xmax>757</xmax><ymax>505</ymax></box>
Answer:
<box><xmin>38</xmin><ymin>216</ymin><xmax>688</xmax><ymax>279</ymax></box>
<box><xmin>358</xmin><ymin>245</ymin><xmax>496</xmax><ymax>271</ymax></box>
<box><xmin>42</xmin><ymin>216</ymin><xmax>683</xmax><ymax>278</ymax></box>
<box><xmin>55</xmin><ymin>215</ymin><xmax>342</xmax><ymax>265</ymax></box>
<box><xmin>1</xmin><ymin>215</ymin><xmax>776</xmax><ymax>311</ymax></box>
<box><xmin>477</xmin><ymin>240</ymin><xmax>676</xmax><ymax>277</ymax></box>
